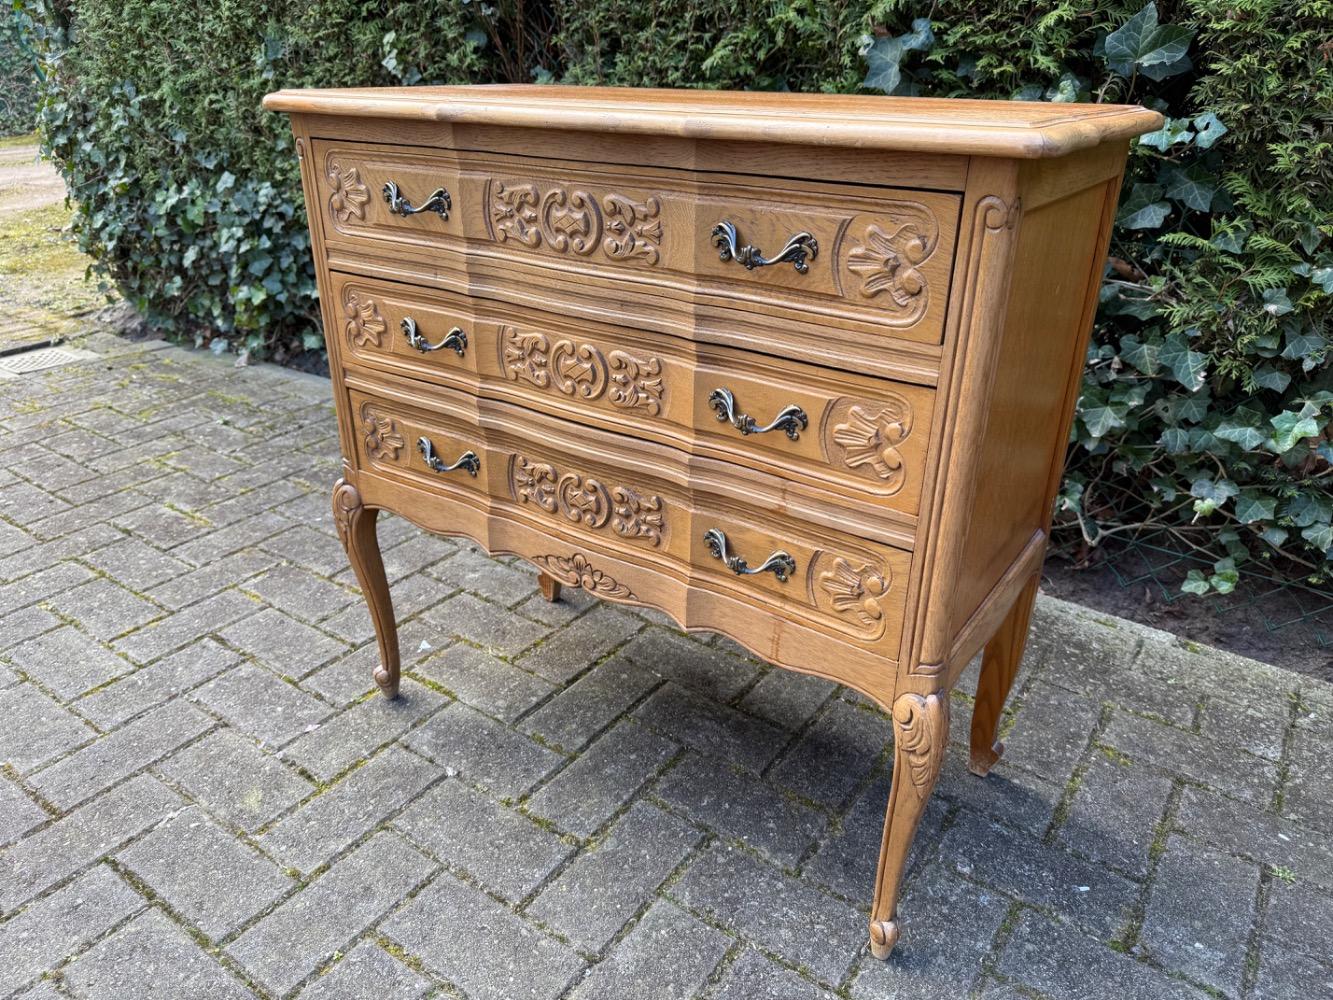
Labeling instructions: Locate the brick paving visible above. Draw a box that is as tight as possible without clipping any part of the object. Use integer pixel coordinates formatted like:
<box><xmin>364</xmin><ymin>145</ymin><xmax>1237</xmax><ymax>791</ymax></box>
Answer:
<box><xmin>1</xmin><ymin>332</ymin><xmax>1331</xmax><ymax>1000</ymax></box>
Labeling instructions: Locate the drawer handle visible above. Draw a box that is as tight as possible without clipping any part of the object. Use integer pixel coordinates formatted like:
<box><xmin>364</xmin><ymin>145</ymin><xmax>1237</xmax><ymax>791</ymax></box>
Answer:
<box><xmin>402</xmin><ymin>317</ymin><xmax>467</xmax><ymax>357</ymax></box>
<box><xmin>710</xmin><ymin>221</ymin><xmax>818</xmax><ymax>275</ymax></box>
<box><xmin>703</xmin><ymin>528</ymin><xmax>796</xmax><ymax>583</ymax></box>
<box><xmin>383</xmin><ymin>181</ymin><xmax>452</xmax><ymax>219</ymax></box>
<box><xmin>417</xmin><ymin>437</ymin><xmax>480</xmax><ymax>477</ymax></box>
<box><xmin>708</xmin><ymin>388</ymin><xmax>808</xmax><ymax>441</ymax></box>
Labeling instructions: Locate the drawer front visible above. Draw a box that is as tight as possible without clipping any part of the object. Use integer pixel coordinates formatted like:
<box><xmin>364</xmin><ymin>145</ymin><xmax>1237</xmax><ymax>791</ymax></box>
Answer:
<box><xmin>331</xmin><ymin>272</ymin><xmax>934</xmax><ymax>516</ymax></box>
<box><xmin>313</xmin><ymin>140</ymin><xmax>959</xmax><ymax>346</ymax></box>
<box><xmin>345</xmin><ymin>385</ymin><xmax>911</xmax><ymax>651</ymax></box>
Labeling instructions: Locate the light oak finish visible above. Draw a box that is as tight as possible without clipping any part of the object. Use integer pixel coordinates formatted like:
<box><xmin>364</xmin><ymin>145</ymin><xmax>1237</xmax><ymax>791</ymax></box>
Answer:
<box><xmin>267</xmin><ymin>85</ymin><xmax>1159</xmax><ymax>961</ymax></box>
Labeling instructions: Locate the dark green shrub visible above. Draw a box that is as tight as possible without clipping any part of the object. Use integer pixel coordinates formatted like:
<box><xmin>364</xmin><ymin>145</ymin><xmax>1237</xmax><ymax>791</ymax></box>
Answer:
<box><xmin>1</xmin><ymin>8</ymin><xmax>38</xmax><ymax>136</ymax></box>
<box><xmin>22</xmin><ymin>0</ymin><xmax>1332</xmax><ymax>583</ymax></box>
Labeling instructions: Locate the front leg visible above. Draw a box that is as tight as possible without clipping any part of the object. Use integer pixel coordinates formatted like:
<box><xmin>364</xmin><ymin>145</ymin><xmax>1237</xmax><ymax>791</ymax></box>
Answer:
<box><xmin>868</xmin><ymin>690</ymin><xmax>949</xmax><ymax>959</ymax></box>
<box><xmin>332</xmin><ymin>478</ymin><xmax>400</xmax><ymax>698</ymax></box>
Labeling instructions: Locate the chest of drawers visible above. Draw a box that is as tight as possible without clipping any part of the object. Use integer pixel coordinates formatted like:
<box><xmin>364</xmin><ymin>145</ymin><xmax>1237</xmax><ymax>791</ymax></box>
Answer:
<box><xmin>264</xmin><ymin>85</ymin><xmax>1160</xmax><ymax>959</ymax></box>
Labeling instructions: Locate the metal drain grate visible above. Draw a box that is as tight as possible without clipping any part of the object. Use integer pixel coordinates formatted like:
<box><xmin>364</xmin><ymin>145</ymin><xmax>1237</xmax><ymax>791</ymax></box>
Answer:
<box><xmin>0</xmin><ymin>345</ymin><xmax>100</xmax><ymax>378</ymax></box>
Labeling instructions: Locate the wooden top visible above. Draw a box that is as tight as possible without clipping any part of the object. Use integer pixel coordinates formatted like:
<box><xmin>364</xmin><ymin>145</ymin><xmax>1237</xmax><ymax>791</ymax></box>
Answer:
<box><xmin>263</xmin><ymin>85</ymin><xmax>1162</xmax><ymax>159</ymax></box>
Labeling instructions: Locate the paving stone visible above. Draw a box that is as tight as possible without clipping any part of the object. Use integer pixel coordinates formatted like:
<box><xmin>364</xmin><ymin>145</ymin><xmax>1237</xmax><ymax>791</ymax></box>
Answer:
<box><xmin>28</xmin><ymin>699</ymin><xmax>213</xmax><ymax>810</ymax></box>
<box><xmin>192</xmin><ymin>662</ymin><xmax>331</xmax><ymax>747</ymax></box>
<box><xmin>0</xmin><ymin>604</ymin><xmax>61</xmax><ymax>650</ymax></box>
<box><xmin>851</xmin><ymin>869</ymin><xmax>1009</xmax><ymax>1000</ymax></box>
<box><xmin>420</xmin><ymin>592</ymin><xmax>550</xmax><ymax>657</ymax></box>
<box><xmin>74</xmin><ymin>637</ymin><xmax>242</xmax><ymax>728</ymax></box>
<box><xmin>1262</xmin><ymin>879</ymin><xmax>1333</xmax><ymax>964</ymax></box>
<box><xmin>1197</xmin><ymin>689</ymin><xmax>1292</xmax><ymax>763</ymax></box>
<box><xmin>941</xmin><ymin>809</ymin><xmax>1139</xmax><ymax>939</ymax></box>
<box><xmin>769</xmin><ymin>699</ymin><xmax>889</xmax><ymax>810</ymax></box>
<box><xmin>146</xmin><ymin>549</ymin><xmax>277</xmax><ymax>610</ymax></box>
<box><xmin>738</xmin><ymin>668</ymin><xmax>836</xmax><ymax>731</ymax></box>
<box><xmin>1176</xmin><ymin>784</ymin><xmax>1333</xmax><ymax>891</ymax></box>
<box><xmin>47</xmin><ymin>577</ymin><xmax>164</xmax><ymax>640</ymax></box>
<box><xmin>404</xmin><ymin>701</ymin><xmax>562</xmax><ymax>798</ymax></box>
<box><xmin>369</xmin><ymin>531</ymin><xmax>459</xmax><ymax>583</ymax></box>
<box><xmin>712</xmin><ymin>947</ymin><xmax>839</xmax><ymax>1000</ymax></box>
<box><xmin>394</xmin><ymin>778</ymin><xmax>573</xmax><ymax>902</ymax></box>
<box><xmin>998</xmin><ymin>910</ymin><xmax>1209</xmax><ymax>1000</ymax></box>
<box><xmin>514</xmin><ymin>584</ymin><xmax>598</xmax><ymax>626</ymax></box>
<box><xmin>218</xmin><ymin>607</ymin><xmax>349</xmax><ymax>678</ymax></box>
<box><xmin>170</xmin><ymin>510</ymin><xmax>293</xmax><ymax>566</ymax></box>
<box><xmin>0</xmin><ymin>866</ymin><xmax>144</xmax><ymax>997</ymax></box>
<box><xmin>65</xmin><ymin>907</ymin><xmax>260</xmax><ymax>1000</ymax></box>
<box><xmin>245</xmin><ymin>564</ymin><xmax>357</xmax><ymax>623</ymax></box>
<box><xmin>527</xmin><ymin>720</ymin><xmax>676</xmax><ymax>837</ymax></box>
<box><xmin>5</xmin><ymin>625</ymin><xmax>135</xmax><ymax>699</ymax></box>
<box><xmin>1250</xmin><ymin>944</ymin><xmax>1333</xmax><ymax>1000</ymax></box>
<box><xmin>157</xmin><ymin>728</ymin><xmax>314</xmax><ymax>832</ymax></box>
<box><xmin>619</xmin><ymin>627</ymin><xmax>759</xmax><ymax>701</ymax></box>
<box><xmin>634</xmin><ymin>683</ymin><xmax>789</xmax><ymax>774</ymax></box>
<box><xmin>260</xmin><ymin>524</ymin><xmax>349</xmax><ymax>578</ymax></box>
<box><xmin>80</xmin><ymin>537</ymin><xmax>193</xmax><ymax>592</ymax></box>
<box><xmin>1101</xmin><ymin>709</ymin><xmax>1279</xmax><ymax>805</ymax></box>
<box><xmin>672</xmin><ymin>842</ymin><xmax>864</xmax><ymax>984</ymax></box>
<box><xmin>117</xmin><ymin>806</ymin><xmax>294</xmax><ymax>939</ymax></box>
<box><xmin>568</xmin><ymin>900</ymin><xmax>729</xmax><ymax>1000</ymax></box>
<box><xmin>427</xmin><ymin>545</ymin><xmax>539</xmax><ymax>604</ymax></box>
<box><xmin>656</xmin><ymin>750</ymin><xmax>827</xmax><ymax>866</ymax></box>
<box><xmin>997</xmin><ymin>681</ymin><xmax>1101</xmax><ymax>785</ymax></box>
<box><xmin>382</xmin><ymin>869</ymin><xmax>584</xmax><ymax>1000</ymax></box>
<box><xmin>296</xmin><ymin>940</ymin><xmax>432</xmax><ymax>1000</ymax></box>
<box><xmin>0</xmin><ymin>681</ymin><xmax>94</xmax><ymax>773</ymax></box>
<box><xmin>112</xmin><ymin>502</ymin><xmax>209</xmax><ymax>550</ymax></box>
<box><xmin>516</xmin><ymin>604</ymin><xmax>641</xmax><ymax>685</ymax></box>
<box><xmin>1053</xmin><ymin>750</ymin><xmax>1174</xmax><ymax>878</ymax></box>
<box><xmin>113</xmin><ymin>589</ymin><xmax>259</xmax><ymax>664</ymax></box>
<box><xmin>299</xmin><ymin>643</ymin><xmax>382</xmax><ymax>706</ymax></box>
<box><xmin>413</xmin><ymin>641</ymin><xmax>554</xmax><ymax>724</ymax></box>
<box><xmin>0</xmin><ymin>777</ymin><xmax>47</xmax><ymax>846</ymax></box>
<box><xmin>528</xmin><ymin>801</ymin><xmax>702</xmax><ymax>953</ymax></box>
<box><xmin>936</xmin><ymin>753</ymin><xmax>1063</xmax><ymax>840</ymax></box>
<box><xmin>521</xmin><ymin>654</ymin><xmax>661</xmax><ymax>752</ymax></box>
<box><xmin>1139</xmin><ymin>836</ymin><xmax>1259</xmax><ymax>994</ymax></box>
<box><xmin>1281</xmin><ymin>728</ymin><xmax>1333</xmax><ymax>835</ymax></box>
<box><xmin>281</xmin><ymin>678</ymin><xmax>444</xmax><ymax>782</ymax></box>
<box><xmin>0</xmin><ymin>562</ymin><xmax>95</xmax><ymax>620</ymax></box>
<box><xmin>228</xmin><ymin>832</ymin><xmax>434</xmax><ymax>996</ymax></box>
<box><xmin>0</xmin><ymin>480</ymin><xmax>70</xmax><ymax>525</ymax></box>
<box><xmin>0</xmin><ymin>775</ymin><xmax>183</xmax><ymax>912</ymax></box>
<box><xmin>258</xmin><ymin>744</ymin><xmax>440</xmax><ymax>873</ymax></box>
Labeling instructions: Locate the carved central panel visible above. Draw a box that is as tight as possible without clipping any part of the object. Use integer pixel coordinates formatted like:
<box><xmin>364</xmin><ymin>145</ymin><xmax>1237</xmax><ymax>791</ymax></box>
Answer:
<box><xmin>511</xmin><ymin>456</ymin><xmax>664</xmax><ymax>546</ymax></box>
<box><xmin>489</xmin><ymin>180</ymin><xmax>663</xmax><ymax>265</ymax></box>
<box><xmin>499</xmin><ymin>327</ymin><xmax>664</xmax><ymax>416</ymax></box>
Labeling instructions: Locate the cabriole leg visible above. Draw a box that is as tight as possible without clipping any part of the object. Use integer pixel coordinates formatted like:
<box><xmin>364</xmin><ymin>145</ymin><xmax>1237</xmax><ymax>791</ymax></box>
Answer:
<box><xmin>537</xmin><ymin>571</ymin><xmax>563</xmax><ymax>603</ymax></box>
<box><xmin>331</xmin><ymin>478</ymin><xmax>400</xmax><ymax>699</ymax></box>
<box><xmin>869</xmin><ymin>690</ymin><xmax>949</xmax><ymax>959</ymax></box>
<box><xmin>969</xmin><ymin>574</ymin><xmax>1040</xmax><ymax>777</ymax></box>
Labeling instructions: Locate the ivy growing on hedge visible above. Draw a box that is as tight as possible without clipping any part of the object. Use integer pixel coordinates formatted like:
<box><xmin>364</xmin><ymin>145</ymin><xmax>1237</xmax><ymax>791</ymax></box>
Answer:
<box><xmin>1</xmin><ymin>8</ymin><xmax>38</xmax><ymax>136</ymax></box>
<box><xmin>19</xmin><ymin>0</ymin><xmax>1333</xmax><ymax>587</ymax></box>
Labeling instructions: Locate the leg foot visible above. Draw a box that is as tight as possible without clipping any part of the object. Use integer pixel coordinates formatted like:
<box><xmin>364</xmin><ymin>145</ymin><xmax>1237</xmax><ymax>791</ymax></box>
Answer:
<box><xmin>537</xmin><ymin>571</ymin><xmax>562</xmax><ymax>603</ymax></box>
<box><xmin>332</xmin><ymin>478</ymin><xmax>400</xmax><ymax>699</ymax></box>
<box><xmin>969</xmin><ymin>574</ymin><xmax>1039</xmax><ymax>777</ymax></box>
<box><xmin>868</xmin><ymin>690</ymin><xmax>949</xmax><ymax>960</ymax></box>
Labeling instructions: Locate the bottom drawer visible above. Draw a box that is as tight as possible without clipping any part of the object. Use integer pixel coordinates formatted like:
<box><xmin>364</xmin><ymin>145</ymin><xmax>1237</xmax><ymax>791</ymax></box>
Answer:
<box><xmin>345</xmin><ymin>382</ymin><xmax>912</xmax><ymax>657</ymax></box>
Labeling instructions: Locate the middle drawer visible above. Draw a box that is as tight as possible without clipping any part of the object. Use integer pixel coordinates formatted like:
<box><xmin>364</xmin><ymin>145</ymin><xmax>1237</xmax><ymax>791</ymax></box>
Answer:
<box><xmin>331</xmin><ymin>271</ymin><xmax>934</xmax><ymax>520</ymax></box>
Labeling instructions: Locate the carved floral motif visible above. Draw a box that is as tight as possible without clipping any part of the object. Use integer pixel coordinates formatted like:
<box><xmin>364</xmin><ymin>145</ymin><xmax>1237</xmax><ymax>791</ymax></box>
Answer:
<box><xmin>499</xmin><ymin>327</ymin><xmax>664</xmax><ymax>415</ymax></box>
<box><xmin>819</xmin><ymin>557</ymin><xmax>891</xmax><ymax>630</ymax></box>
<box><xmin>489</xmin><ymin>180</ymin><xmax>663</xmax><ymax>265</ymax></box>
<box><xmin>511</xmin><ymin>456</ymin><xmax>664</xmax><ymax>546</ymax></box>
<box><xmin>845</xmin><ymin>209</ymin><xmax>938</xmax><ymax>322</ymax></box>
<box><xmin>893</xmin><ymin>692</ymin><xmax>949</xmax><ymax>790</ymax></box>
<box><xmin>342</xmin><ymin>290</ymin><xmax>387</xmax><ymax>349</ymax></box>
<box><xmin>327</xmin><ymin>160</ymin><xmax>371</xmax><ymax>223</ymax></box>
<box><xmin>360</xmin><ymin>407</ymin><xmax>405</xmax><ymax>461</ymax></box>
<box><xmin>831</xmin><ymin>399</ymin><xmax>913</xmax><ymax>492</ymax></box>
<box><xmin>532</xmin><ymin>553</ymin><xmax>637</xmax><ymax>600</ymax></box>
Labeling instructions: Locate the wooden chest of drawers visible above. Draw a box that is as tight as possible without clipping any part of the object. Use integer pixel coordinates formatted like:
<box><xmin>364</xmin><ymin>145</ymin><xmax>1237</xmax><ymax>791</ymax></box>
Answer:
<box><xmin>265</xmin><ymin>85</ymin><xmax>1160</xmax><ymax>959</ymax></box>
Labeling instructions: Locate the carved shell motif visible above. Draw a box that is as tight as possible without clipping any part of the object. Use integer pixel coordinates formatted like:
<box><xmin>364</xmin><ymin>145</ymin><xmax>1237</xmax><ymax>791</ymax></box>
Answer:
<box><xmin>846</xmin><ymin>210</ymin><xmax>937</xmax><ymax>323</ymax></box>
<box><xmin>818</xmin><ymin>557</ymin><xmax>891</xmax><ymax>631</ymax></box>
<box><xmin>327</xmin><ymin>160</ymin><xmax>371</xmax><ymax>224</ymax></box>
<box><xmin>533</xmin><ymin>553</ymin><xmax>636</xmax><ymax>600</ymax></box>
<box><xmin>831</xmin><ymin>400</ymin><xmax>913</xmax><ymax>493</ymax></box>
<box><xmin>361</xmin><ymin>408</ymin><xmax>405</xmax><ymax>461</ymax></box>
<box><xmin>343</xmin><ymin>290</ymin><xmax>387</xmax><ymax>349</ymax></box>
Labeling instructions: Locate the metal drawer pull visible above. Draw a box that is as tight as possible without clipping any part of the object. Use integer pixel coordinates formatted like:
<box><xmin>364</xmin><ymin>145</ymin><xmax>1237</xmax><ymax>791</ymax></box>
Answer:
<box><xmin>417</xmin><ymin>437</ymin><xmax>480</xmax><ymax>476</ymax></box>
<box><xmin>708</xmin><ymin>387</ymin><xmax>808</xmax><ymax>441</ymax></box>
<box><xmin>402</xmin><ymin>317</ymin><xmax>467</xmax><ymax>357</ymax></box>
<box><xmin>383</xmin><ymin>181</ymin><xmax>452</xmax><ymax>219</ymax></box>
<box><xmin>710</xmin><ymin>221</ymin><xmax>818</xmax><ymax>274</ymax></box>
<box><xmin>703</xmin><ymin>528</ymin><xmax>796</xmax><ymax>582</ymax></box>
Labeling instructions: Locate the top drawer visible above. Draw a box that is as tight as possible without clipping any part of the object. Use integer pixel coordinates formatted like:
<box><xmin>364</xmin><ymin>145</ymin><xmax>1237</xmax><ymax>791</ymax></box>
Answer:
<box><xmin>311</xmin><ymin>140</ymin><xmax>960</xmax><ymax>347</ymax></box>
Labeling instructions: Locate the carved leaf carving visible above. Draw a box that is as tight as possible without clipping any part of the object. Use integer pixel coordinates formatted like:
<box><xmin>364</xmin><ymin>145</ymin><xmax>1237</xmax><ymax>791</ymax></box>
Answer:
<box><xmin>501</xmin><ymin>327</ymin><xmax>551</xmax><ymax>387</ymax></box>
<box><xmin>499</xmin><ymin>329</ymin><xmax>664</xmax><ymax>416</ymax></box>
<box><xmin>608</xmin><ymin>351</ymin><xmax>665</xmax><ymax>415</ymax></box>
<box><xmin>327</xmin><ymin>160</ymin><xmax>371</xmax><ymax>224</ymax></box>
<box><xmin>603</xmin><ymin>195</ymin><xmax>663</xmax><ymax>264</ymax></box>
<box><xmin>492</xmin><ymin>182</ymin><xmax>541</xmax><ymax>246</ymax></box>
<box><xmin>893</xmin><ymin>693</ymin><xmax>949</xmax><ymax>790</ymax></box>
<box><xmin>513</xmin><ymin>455</ymin><xmax>663</xmax><ymax>544</ymax></box>
<box><xmin>491</xmin><ymin>179</ymin><xmax>662</xmax><ymax>266</ymax></box>
<box><xmin>360</xmin><ymin>407</ymin><xmax>405</xmax><ymax>462</ymax></box>
<box><xmin>845</xmin><ymin>211</ymin><xmax>937</xmax><ymax>321</ymax></box>
<box><xmin>533</xmin><ymin>553</ymin><xmax>636</xmax><ymax>600</ymax></box>
<box><xmin>818</xmin><ymin>557</ymin><xmax>890</xmax><ymax>630</ymax></box>
<box><xmin>343</xmin><ymin>290</ymin><xmax>387</xmax><ymax>349</ymax></box>
<box><xmin>612</xmin><ymin>487</ymin><xmax>664</xmax><ymax>546</ymax></box>
<box><xmin>831</xmin><ymin>399</ymin><xmax>913</xmax><ymax>492</ymax></box>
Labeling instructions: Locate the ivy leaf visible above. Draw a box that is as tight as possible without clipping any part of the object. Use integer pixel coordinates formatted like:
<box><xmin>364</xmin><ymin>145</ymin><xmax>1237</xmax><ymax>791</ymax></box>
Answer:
<box><xmin>1160</xmin><ymin>427</ymin><xmax>1190</xmax><ymax>453</ymax></box>
<box><xmin>1281</xmin><ymin>327</ymin><xmax>1327</xmax><ymax>365</ymax></box>
<box><xmin>1160</xmin><ymin>331</ymin><xmax>1207</xmax><ymax>390</ymax></box>
<box><xmin>1119</xmin><ymin>334</ymin><xmax>1160</xmax><ymax>375</ymax></box>
<box><xmin>1181</xmin><ymin>569</ymin><xmax>1210</xmax><ymax>595</ymax></box>
<box><xmin>1311</xmin><ymin>267</ymin><xmax>1333</xmax><ymax>293</ymax></box>
<box><xmin>1262</xmin><ymin>288</ymin><xmax>1294</xmax><ymax>317</ymax></box>
<box><xmin>1234</xmin><ymin>489</ymin><xmax>1277</xmax><ymax>524</ymax></box>
<box><xmin>1260</xmin><ymin>526</ymin><xmax>1289</xmax><ymax>548</ymax></box>
<box><xmin>1251</xmin><ymin>365</ymin><xmax>1291</xmax><ymax>392</ymax></box>
<box><xmin>1302</xmin><ymin>522</ymin><xmax>1333</xmax><ymax>554</ymax></box>
<box><xmin>1270</xmin><ymin>409</ymin><xmax>1321</xmax><ymax>454</ymax></box>
<box><xmin>1190</xmin><ymin>476</ymin><xmax>1238</xmax><ymax>517</ymax></box>
<box><xmin>1208</xmin><ymin>558</ymin><xmax>1239</xmax><ymax>594</ymax></box>
<box><xmin>900</xmin><ymin>18</ymin><xmax>934</xmax><ymax>52</ymax></box>
<box><xmin>1192</xmin><ymin>111</ymin><xmax>1227</xmax><ymax>149</ymax></box>
<box><xmin>1285</xmin><ymin>493</ymin><xmax>1331</xmax><ymax>529</ymax></box>
<box><xmin>862</xmin><ymin>36</ymin><xmax>905</xmax><ymax>93</ymax></box>
<box><xmin>1082</xmin><ymin>401</ymin><xmax>1127</xmax><ymax>437</ymax></box>
<box><xmin>1138</xmin><ymin>116</ymin><xmax>1192</xmax><ymax>151</ymax></box>
<box><xmin>1214</xmin><ymin>415</ymin><xmax>1266</xmax><ymax>450</ymax></box>
<box><xmin>1117</xmin><ymin>183</ymin><xmax>1171</xmax><ymax>229</ymax></box>
<box><xmin>1104</xmin><ymin>3</ymin><xmax>1194</xmax><ymax>80</ymax></box>
<box><xmin>1161</xmin><ymin>163</ymin><xmax>1215</xmax><ymax>212</ymax></box>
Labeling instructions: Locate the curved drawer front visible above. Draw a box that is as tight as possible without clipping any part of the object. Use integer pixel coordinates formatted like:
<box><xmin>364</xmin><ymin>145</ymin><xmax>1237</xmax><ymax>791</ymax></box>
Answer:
<box><xmin>313</xmin><ymin>140</ymin><xmax>959</xmax><ymax>346</ymax></box>
<box><xmin>345</xmin><ymin>386</ymin><xmax>911</xmax><ymax>652</ymax></box>
<box><xmin>331</xmin><ymin>273</ymin><xmax>934</xmax><ymax>517</ymax></box>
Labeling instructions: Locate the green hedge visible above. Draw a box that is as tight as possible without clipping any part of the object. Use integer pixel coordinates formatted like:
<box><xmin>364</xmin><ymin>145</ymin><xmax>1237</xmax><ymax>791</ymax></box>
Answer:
<box><xmin>22</xmin><ymin>0</ymin><xmax>1333</xmax><ymax>586</ymax></box>
<box><xmin>1</xmin><ymin>8</ymin><xmax>38</xmax><ymax>136</ymax></box>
